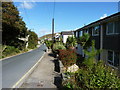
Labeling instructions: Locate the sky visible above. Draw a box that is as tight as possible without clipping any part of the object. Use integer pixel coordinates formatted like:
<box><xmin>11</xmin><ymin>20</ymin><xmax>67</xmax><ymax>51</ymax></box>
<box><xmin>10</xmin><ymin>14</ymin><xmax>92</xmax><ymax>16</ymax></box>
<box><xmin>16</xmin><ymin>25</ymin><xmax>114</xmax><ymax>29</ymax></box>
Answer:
<box><xmin>14</xmin><ymin>2</ymin><xmax>119</xmax><ymax>37</ymax></box>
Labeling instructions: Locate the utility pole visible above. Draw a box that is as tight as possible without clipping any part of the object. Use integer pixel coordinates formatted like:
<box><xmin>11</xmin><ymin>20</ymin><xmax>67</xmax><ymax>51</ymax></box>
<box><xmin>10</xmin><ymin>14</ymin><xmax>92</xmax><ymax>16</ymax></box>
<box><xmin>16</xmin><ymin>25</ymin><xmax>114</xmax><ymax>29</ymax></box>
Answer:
<box><xmin>52</xmin><ymin>18</ymin><xmax>55</xmax><ymax>42</ymax></box>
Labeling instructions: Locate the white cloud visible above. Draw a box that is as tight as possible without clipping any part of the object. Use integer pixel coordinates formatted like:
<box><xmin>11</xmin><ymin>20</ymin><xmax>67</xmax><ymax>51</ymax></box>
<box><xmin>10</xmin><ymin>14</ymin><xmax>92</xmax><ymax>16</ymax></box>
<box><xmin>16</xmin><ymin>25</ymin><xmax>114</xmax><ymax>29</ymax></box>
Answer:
<box><xmin>100</xmin><ymin>14</ymin><xmax>107</xmax><ymax>19</ymax></box>
<box><xmin>39</xmin><ymin>29</ymin><xmax>51</xmax><ymax>35</ymax></box>
<box><xmin>19</xmin><ymin>11</ymin><xmax>23</xmax><ymax>15</ymax></box>
<box><xmin>19</xmin><ymin>1</ymin><xmax>35</xmax><ymax>9</ymax></box>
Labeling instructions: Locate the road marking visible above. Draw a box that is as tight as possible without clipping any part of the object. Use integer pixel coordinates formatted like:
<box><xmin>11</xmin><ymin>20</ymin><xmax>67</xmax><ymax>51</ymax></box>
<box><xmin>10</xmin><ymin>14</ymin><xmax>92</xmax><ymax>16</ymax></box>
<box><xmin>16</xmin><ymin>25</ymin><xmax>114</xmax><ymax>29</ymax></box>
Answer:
<box><xmin>11</xmin><ymin>52</ymin><xmax>46</xmax><ymax>88</ymax></box>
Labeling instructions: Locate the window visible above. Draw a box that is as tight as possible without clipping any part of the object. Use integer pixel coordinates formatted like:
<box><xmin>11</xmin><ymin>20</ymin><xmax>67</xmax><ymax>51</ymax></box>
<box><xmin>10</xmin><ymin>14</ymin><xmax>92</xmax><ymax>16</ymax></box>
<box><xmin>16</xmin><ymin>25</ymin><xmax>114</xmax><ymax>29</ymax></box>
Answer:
<box><xmin>75</xmin><ymin>31</ymin><xmax>78</xmax><ymax>37</ymax></box>
<box><xmin>108</xmin><ymin>51</ymin><xmax>119</xmax><ymax>67</ymax></box>
<box><xmin>114</xmin><ymin>21</ymin><xmax>120</xmax><ymax>34</ymax></box>
<box><xmin>108</xmin><ymin>51</ymin><xmax>114</xmax><ymax>65</ymax></box>
<box><xmin>79</xmin><ymin>31</ymin><xmax>83</xmax><ymax>37</ymax></box>
<box><xmin>114</xmin><ymin>52</ymin><xmax>119</xmax><ymax>67</ymax></box>
<box><xmin>84</xmin><ymin>29</ymin><xmax>89</xmax><ymax>34</ymax></box>
<box><xmin>92</xmin><ymin>26</ymin><xmax>100</xmax><ymax>36</ymax></box>
<box><xmin>106</xmin><ymin>22</ymin><xmax>114</xmax><ymax>34</ymax></box>
<box><xmin>106</xmin><ymin>21</ymin><xmax>120</xmax><ymax>35</ymax></box>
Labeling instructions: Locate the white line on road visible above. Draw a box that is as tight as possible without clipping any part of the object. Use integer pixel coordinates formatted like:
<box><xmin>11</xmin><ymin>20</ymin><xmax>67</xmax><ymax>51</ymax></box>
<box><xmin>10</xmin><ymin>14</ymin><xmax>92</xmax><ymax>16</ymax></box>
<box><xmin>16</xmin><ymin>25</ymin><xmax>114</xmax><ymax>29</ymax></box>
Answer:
<box><xmin>11</xmin><ymin>52</ymin><xmax>46</xmax><ymax>88</ymax></box>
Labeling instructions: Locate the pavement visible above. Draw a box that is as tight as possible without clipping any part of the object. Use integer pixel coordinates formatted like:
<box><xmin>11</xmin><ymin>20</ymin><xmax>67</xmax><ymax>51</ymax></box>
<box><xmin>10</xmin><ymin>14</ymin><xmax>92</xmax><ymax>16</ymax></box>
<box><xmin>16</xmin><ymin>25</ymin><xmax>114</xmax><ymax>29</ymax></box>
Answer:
<box><xmin>2</xmin><ymin>44</ymin><xmax>47</xmax><ymax>88</ymax></box>
<box><xmin>20</xmin><ymin>50</ymin><xmax>62</xmax><ymax>88</ymax></box>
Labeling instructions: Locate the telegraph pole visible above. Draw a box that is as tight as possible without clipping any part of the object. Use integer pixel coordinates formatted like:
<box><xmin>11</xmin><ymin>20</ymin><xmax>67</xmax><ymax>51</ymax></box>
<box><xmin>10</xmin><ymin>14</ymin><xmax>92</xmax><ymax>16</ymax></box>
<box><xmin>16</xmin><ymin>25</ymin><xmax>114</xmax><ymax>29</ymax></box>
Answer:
<box><xmin>52</xmin><ymin>18</ymin><xmax>55</xmax><ymax>42</ymax></box>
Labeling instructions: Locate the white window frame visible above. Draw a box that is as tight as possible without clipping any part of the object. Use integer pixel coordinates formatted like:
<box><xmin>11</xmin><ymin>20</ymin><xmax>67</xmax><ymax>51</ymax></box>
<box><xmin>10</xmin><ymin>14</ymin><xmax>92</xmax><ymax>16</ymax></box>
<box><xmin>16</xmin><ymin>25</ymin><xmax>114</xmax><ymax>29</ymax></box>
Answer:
<box><xmin>108</xmin><ymin>50</ymin><xmax>114</xmax><ymax>65</ymax></box>
<box><xmin>76</xmin><ymin>31</ymin><xmax>78</xmax><ymax>37</ymax></box>
<box><xmin>79</xmin><ymin>31</ymin><xmax>83</xmax><ymax>37</ymax></box>
<box><xmin>107</xmin><ymin>50</ymin><xmax>120</xmax><ymax>68</ymax></box>
<box><xmin>92</xmin><ymin>26</ymin><xmax>99</xmax><ymax>36</ymax></box>
<box><xmin>106</xmin><ymin>22</ymin><xmax>119</xmax><ymax>35</ymax></box>
<box><xmin>86</xmin><ymin>29</ymin><xmax>89</xmax><ymax>34</ymax></box>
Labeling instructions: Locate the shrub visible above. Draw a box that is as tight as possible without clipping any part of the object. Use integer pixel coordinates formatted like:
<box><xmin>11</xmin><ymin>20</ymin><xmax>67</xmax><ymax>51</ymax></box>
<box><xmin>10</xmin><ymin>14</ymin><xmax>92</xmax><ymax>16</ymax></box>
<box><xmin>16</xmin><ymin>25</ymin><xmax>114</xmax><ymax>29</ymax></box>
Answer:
<box><xmin>75</xmin><ymin>60</ymin><xmax>120</xmax><ymax>89</ymax></box>
<box><xmin>77</xmin><ymin>33</ymin><xmax>91</xmax><ymax>49</ymax></box>
<box><xmin>52</xmin><ymin>42</ymin><xmax>66</xmax><ymax>54</ymax></box>
<box><xmin>2</xmin><ymin>46</ymin><xmax>20</xmax><ymax>57</ymax></box>
<box><xmin>59</xmin><ymin>49</ymin><xmax>77</xmax><ymax>68</ymax></box>
<box><xmin>44</xmin><ymin>40</ymin><xmax>53</xmax><ymax>49</ymax></box>
<box><xmin>83</xmin><ymin>40</ymin><xmax>100</xmax><ymax>68</ymax></box>
<box><xmin>62</xmin><ymin>75</ymin><xmax>79</xmax><ymax>89</ymax></box>
<box><xmin>66</xmin><ymin>36</ymin><xmax>77</xmax><ymax>48</ymax></box>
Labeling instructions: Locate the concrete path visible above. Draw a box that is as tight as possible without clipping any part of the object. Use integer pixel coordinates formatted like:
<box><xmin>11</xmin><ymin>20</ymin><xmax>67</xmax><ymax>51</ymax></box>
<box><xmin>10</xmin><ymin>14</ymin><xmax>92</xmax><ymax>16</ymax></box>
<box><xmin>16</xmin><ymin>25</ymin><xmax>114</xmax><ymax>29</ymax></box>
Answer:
<box><xmin>21</xmin><ymin>50</ymin><xmax>62</xmax><ymax>88</ymax></box>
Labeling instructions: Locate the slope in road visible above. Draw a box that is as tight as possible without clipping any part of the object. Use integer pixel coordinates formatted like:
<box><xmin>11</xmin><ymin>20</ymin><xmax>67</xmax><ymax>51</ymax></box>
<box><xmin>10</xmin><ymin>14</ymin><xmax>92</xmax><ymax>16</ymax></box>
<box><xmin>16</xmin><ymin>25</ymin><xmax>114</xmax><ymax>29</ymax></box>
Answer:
<box><xmin>1</xmin><ymin>44</ymin><xmax>47</xmax><ymax>88</ymax></box>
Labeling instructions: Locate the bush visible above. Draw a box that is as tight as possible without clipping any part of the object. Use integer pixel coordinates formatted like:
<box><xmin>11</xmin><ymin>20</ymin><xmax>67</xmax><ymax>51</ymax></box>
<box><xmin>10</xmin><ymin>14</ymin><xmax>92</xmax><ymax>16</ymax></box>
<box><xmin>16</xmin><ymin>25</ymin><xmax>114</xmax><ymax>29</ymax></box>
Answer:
<box><xmin>52</xmin><ymin>42</ymin><xmax>66</xmax><ymax>54</ymax></box>
<box><xmin>66</xmin><ymin>36</ymin><xmax>77</xmax><ymax>48</ymax></box>
<box><xmin>75</xmin><ymin>60</ymin><xmax>120</xmax><ymax>89</ymax></box>
<box><xmin>59</xmin><ymin>49</ymin><xmax>77</xmax><ymax>68</ymax></box>
<box><xmin>28</xmin><ymin>30</ymin><xmax>38</xmax><ymax>49</ymax></box>
<box><xmin>44</xmin><ymin>40</ymin><xmax>53</xmax><ymax>49</ymax></box>
<box><xmin>77</xmin><ymin>33</ymin><xmax>92</xmax><ymax>49</ymax></box>
<box><xmin>2</xmin><ymin>46</ymin><xmax>20</xmax><ymax>57</ymax></box>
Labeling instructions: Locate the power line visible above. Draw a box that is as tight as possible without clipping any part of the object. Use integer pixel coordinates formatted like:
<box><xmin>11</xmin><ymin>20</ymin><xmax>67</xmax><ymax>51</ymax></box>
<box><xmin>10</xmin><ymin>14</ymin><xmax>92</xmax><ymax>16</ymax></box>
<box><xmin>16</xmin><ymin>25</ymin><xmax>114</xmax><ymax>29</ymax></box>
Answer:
<box><xmin>23</xmin><ymin>3</ymin><xmax>32</xmax><ymax>28</ymax></box>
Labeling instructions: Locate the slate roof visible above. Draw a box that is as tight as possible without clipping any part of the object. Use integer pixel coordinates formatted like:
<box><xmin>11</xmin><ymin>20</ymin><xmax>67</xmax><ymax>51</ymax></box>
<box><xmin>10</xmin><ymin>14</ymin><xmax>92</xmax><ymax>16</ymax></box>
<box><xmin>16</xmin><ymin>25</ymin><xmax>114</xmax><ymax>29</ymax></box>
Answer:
<box><xmin>61</xmin><ymin>31</ymin><xmax>73</xmax><ymax>35</ymax></box>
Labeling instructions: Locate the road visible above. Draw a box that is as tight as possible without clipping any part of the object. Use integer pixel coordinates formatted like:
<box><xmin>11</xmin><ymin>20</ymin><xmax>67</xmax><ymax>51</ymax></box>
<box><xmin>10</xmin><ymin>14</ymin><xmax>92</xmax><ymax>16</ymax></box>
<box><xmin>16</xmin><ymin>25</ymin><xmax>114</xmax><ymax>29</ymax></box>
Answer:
<box><xmin>1</xmin><ymin>44</ymin><xmax>47</xmax><ymax>88</ymax></box>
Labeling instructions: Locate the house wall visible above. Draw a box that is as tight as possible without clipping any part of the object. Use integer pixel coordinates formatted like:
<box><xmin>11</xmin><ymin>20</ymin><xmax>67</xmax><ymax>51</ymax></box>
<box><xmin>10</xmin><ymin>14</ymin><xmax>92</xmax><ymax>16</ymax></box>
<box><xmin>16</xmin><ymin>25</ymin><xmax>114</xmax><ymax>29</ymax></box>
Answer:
<box><xmin>63</xmin><ymin>35</ymin><xmax>73</xmax><ymax>43</ymax></box>
<box><xmin>74</xmin><ymin>13</ymin><xmax>120</xmax><ymax>71</ymax></box>
<box><xmin>102</xmin><ymin>21</ymin><xmax>120</xmax><ymax>51</ymax></box>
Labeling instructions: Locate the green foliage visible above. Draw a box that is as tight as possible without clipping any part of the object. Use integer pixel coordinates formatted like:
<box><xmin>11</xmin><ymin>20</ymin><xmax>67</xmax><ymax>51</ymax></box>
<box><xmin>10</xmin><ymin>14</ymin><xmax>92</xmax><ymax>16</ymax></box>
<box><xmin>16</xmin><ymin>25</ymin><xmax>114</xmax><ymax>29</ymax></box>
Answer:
<box><xmin>2</xmin><ymin>2</ymin><xmax>28</xmax><ymax>48</ymax></box>
<box><xmin>66</xmin><ymin>36</ymin><xmax>77</xmax><ymax>48</ymax></box>
<box><xmin>2</xmin><ymin>46</ymin><xmax>20</xmax><ymax>57</ymax></box>
<box><xmin>77</xmin><ymin>33</ymin><xmax>91</xmax><ymax>49</ymax></box>
<box><xmin>52</xmin><ymin>42</ymin><xmax>66</xmax><ymax>54</ymax></box>
<box><xmin>59</xmin><ymin>49</ymin><xmax>77</xmax><ymax>68</ymax></box>
<box><xmin>44</xmin><ymin>40</ymin><xmax>53</xmax><ymax>49</ymax></box>
<box><xmin>62</xmin><ymin>35</ymin><xmax>120</xmax><ymax>89</ymax></box>
<box><xmin>28</xmin><ymin>30</ymin><xmax>38</xmax><ymax>49</ymax></box>
<box><xmin>83</xmin><ymin>40</ymin><xmax>100</xmax><ymax>68</ymax></box>
<box><xmin>75</xmin><ymin>60</ymin><xmax>120</xmax><ymax>89</ymax></box>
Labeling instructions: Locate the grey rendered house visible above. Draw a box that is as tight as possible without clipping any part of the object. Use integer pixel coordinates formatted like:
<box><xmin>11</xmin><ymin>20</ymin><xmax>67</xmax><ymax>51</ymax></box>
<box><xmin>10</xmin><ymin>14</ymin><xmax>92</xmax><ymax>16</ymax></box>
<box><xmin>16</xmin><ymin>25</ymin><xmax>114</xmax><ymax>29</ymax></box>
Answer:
<box><xmin>74</xmin><ymin>12</ymin><xmax>120</xmax><ymax>71</ymax></box>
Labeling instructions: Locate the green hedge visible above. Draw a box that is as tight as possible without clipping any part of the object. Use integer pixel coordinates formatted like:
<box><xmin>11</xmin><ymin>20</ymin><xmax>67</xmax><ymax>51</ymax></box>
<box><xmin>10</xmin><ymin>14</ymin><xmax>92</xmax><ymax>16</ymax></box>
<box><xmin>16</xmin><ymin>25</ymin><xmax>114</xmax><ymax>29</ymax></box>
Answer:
<box><xmin>2</xmin><ymin>46</ymin><xmax>20</xmax><ymax>58</ymax></box>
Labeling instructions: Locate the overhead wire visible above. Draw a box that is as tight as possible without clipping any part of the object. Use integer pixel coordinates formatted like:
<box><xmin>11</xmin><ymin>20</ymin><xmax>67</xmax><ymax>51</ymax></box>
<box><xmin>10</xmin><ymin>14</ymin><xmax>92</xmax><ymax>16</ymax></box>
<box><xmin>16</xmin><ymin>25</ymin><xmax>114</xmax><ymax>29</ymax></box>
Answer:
<box><xmin>22</xmin><ymin>2</ymin><xmax>32</xmax><ymax>29</ymax></box>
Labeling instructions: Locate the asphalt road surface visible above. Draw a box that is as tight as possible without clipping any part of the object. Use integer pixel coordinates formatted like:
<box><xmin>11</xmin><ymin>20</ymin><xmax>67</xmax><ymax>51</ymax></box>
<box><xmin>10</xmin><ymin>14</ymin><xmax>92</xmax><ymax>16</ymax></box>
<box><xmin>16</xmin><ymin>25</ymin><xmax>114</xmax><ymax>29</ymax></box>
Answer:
<box><xmin>1</xmin><ymin>44</ymin><xmax>47</xmax><ymax>88</ymax></box>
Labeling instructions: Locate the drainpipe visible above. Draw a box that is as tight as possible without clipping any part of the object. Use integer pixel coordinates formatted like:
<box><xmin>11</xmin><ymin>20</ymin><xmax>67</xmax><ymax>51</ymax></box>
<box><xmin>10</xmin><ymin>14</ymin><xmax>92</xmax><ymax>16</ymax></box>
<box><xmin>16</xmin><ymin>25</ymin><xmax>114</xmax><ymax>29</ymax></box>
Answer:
<box><xmin>100</xmin><ymin>24</ymin><xmax>103</xmax><ymax>60</ymax></box>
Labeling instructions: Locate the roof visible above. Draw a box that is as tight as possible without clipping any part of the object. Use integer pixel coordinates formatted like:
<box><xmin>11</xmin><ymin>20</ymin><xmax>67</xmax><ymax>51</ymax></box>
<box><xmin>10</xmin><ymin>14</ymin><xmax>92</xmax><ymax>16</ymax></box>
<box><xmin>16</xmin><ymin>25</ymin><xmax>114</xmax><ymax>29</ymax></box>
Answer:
<box><xmin>75</xmin><ymin>12</ymin><xmax>120</xmax><ymax>31</ymax></box>
<box><xmin>61</xmin><ymin>31</ymin><xmax>73</xmax><ymax>35</ymax></box>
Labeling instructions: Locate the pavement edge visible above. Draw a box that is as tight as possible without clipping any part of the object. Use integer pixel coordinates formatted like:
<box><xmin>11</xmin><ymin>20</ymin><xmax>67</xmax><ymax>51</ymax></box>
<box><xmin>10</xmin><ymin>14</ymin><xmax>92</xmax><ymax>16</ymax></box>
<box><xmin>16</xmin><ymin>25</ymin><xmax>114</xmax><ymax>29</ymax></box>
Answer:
<box><xmin>11</xmin><ymin>51</ymin><xmax>46</xmax><ymax>88</ymax></box>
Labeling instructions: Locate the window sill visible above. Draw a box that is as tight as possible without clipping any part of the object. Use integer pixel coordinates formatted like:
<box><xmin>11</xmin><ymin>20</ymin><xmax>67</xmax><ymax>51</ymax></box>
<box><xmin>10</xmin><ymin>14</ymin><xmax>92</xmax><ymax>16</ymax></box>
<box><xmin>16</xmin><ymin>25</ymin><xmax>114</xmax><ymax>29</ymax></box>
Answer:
<box><xmin>92</xmin><ymin>34</ymin><xmax>99</xmax><ymax>36</ymax></box>
<box><xmin>107</xmin><ymin>63</ymin><xmax>118</xmax><ymax>70</ymax></box>
<box><xmin>106</xmin><ymin>33</ymin><xmax>120</xmax><ymax>35</ymax></box>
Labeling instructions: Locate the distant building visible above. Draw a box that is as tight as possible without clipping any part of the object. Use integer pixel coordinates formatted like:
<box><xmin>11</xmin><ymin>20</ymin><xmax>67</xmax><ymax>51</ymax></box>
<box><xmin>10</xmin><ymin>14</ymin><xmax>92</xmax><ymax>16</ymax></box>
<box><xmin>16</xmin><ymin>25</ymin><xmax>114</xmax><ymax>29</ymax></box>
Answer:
<box><xmin>55</xmin><ymin>33</ymin><xmax>61</xmax><ymax>41</ymax></box>
<box><xmin>61</xmin><ymin>31</ymin><xmax>74</xmax><ymax>43</ymax></box>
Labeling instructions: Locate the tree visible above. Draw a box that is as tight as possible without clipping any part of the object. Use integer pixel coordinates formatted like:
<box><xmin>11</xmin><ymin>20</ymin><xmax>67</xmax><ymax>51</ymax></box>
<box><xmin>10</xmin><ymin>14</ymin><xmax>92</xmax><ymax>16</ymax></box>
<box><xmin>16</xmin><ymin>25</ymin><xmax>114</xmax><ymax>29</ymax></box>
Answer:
<box><xmin>2</xmin><ymin>2</ymin><xmax>28</xmax><ymax>48</ymax></box>
<box><xmin>28</xmin><ymin>30</ymin><xmax>38</xmax><ymax>49</ymax></box>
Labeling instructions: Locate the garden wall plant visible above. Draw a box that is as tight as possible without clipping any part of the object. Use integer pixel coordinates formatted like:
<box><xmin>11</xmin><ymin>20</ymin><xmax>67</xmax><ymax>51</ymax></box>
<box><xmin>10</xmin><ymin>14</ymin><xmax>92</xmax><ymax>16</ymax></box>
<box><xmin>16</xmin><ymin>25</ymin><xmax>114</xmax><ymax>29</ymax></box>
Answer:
<box><xmin>59</xmin><ymin>49</ymin><xmax>77</xmax><ymax>69</ymax></box>
<box><xmin>52</xmin><ymin>42</ymin><xmax>66</xmax><ymax>54</ymax></box>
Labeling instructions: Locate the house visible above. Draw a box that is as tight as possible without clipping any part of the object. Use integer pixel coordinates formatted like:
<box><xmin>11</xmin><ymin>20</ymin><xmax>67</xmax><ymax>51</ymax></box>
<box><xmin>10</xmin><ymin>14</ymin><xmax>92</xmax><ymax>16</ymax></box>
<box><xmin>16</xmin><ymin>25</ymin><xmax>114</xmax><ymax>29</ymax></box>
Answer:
<box><xmin>61</xmin><ymin>31</ymin><xmax>74</xmax><ymax>43</ymax></box>
<box><xmin>74</xmin><ymin>12</ymin><xmax>120</xmax><ymax>71</ymax></box>
<box><xmin>55</xmin><ymin>33</ymin><xmax>61</xmax><ymax>41</ymax></box>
